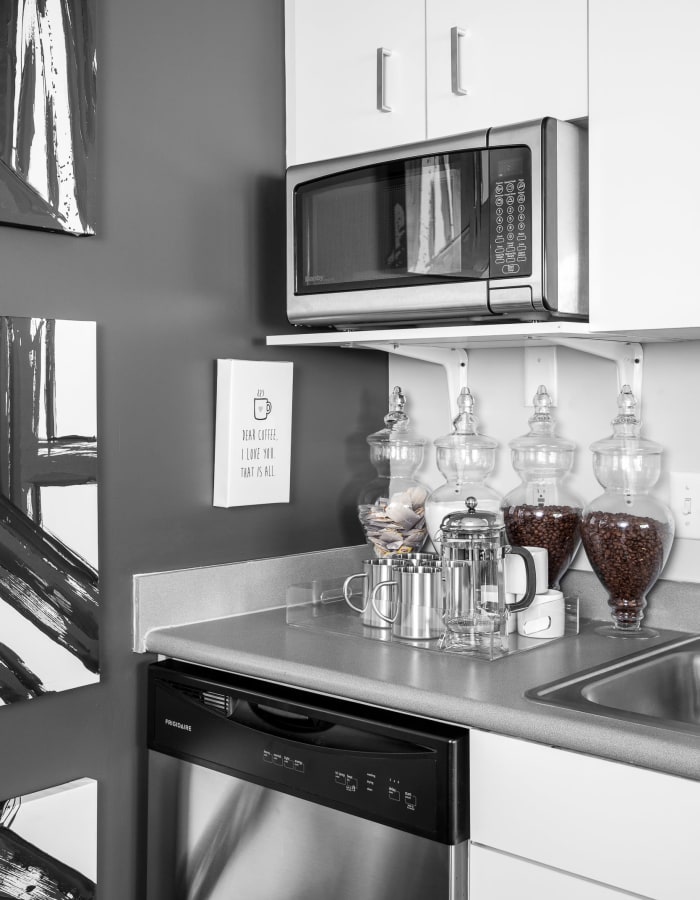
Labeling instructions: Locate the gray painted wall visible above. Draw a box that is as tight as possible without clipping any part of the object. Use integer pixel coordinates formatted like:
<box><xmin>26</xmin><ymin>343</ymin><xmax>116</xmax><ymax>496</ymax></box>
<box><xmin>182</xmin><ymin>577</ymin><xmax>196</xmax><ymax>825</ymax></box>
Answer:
<box><xmin>0</xmin><ymin>1</ymin><xmax>385</xmax><ymax>896</ymax></box>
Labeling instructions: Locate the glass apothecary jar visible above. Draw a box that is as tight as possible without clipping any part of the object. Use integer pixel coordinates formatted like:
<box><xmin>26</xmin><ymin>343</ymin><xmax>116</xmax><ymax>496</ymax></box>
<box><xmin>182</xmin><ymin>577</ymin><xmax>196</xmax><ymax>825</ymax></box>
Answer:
<box><xmin>424</xmin><ymin>388</ymin><xmax>501</xmax><ymax>550</ymax></box>
<box><xmin>581</xmin><ymin>385</ymin><xmax>675</xmax><ymax>636</ymax></box>
<box><xmin>358</xmin><ymin>386</ymin><xmax>430</xmax><ymax>557</ymax></box>
<box><xmin>502</xmin><ymin>385</ymin><xmax>582</xmax><ymax>589</ymax></box>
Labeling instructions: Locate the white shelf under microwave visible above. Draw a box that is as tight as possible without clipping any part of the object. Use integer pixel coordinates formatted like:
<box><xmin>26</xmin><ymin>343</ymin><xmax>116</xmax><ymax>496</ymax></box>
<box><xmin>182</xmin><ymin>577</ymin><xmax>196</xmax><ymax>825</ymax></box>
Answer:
<box><xmin>266</xmin><ymin>320</ymin><xmax>620</xmax><ymax>351</ymax></box>
<box><xmin>265</xmin><ymin>321</ymin><xmax>654</xmax><ymax>409</ymax></box>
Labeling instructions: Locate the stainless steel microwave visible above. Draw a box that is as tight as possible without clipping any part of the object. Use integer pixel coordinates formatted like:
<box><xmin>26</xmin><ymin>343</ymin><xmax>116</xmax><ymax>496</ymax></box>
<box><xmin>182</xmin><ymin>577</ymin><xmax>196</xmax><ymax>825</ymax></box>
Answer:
<box><xmin>286</xmin><ymin>117</ymin><xmax>587</xmax><ymax>328</ymax></box>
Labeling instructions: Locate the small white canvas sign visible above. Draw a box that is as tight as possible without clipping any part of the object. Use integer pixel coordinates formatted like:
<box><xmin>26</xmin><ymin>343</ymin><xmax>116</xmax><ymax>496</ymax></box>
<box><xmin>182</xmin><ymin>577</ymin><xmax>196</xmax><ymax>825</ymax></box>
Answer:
<box><xmin>214</xmin><ymin>359</ymin><xmax>293</xmax><ymax>507</ymax></box>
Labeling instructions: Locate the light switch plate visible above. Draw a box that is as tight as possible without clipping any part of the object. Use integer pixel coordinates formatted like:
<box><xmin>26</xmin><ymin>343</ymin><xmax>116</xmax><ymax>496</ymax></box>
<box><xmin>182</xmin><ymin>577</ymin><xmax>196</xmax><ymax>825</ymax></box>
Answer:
<box><xmin>213</xmin><ymin>359</ymin><xmax>293</xmax><ymax>507</ymax></box>
<box><xmin>670</xmin><ymin>472</ymin><xmax>700</xmax><ymax>540</ymax></box>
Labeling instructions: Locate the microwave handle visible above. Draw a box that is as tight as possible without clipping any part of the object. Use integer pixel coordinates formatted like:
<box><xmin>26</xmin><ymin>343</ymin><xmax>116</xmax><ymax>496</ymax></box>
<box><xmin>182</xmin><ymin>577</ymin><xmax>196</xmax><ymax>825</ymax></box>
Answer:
<box><xmin>376</xmin><ymin>47</ymin><xmax>393</xmax><ymax>112</ymax></box>
<box><xmin>451</xmin><ymin>26</ymin><xmax>468</xmax><ymax>96</ymax></box>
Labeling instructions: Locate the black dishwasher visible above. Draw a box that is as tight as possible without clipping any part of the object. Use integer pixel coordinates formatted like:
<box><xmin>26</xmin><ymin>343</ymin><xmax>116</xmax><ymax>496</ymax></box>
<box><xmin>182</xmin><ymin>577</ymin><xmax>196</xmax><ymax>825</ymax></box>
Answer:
<box><xmin>147</xmin><ymin>659</ymin><xmax>469</xmax><ymax>899</ymax></box>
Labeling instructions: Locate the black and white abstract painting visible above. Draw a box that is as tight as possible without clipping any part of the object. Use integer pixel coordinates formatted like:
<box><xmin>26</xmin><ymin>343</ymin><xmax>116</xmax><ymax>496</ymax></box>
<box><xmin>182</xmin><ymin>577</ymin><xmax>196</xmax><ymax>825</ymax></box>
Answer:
<box><xmin>0</xmin><ymin>778</ymin><xmax>96</xmax><ymax>898</ymax></box>
<box><xmin>0</xmin><ymin>0</ymin><xmax>97</xmax><ymax>235</ymax></box>
<box><xmin>0</xmin><ymin>316</ymin><xmax>98</xmax><ymax>704</ymax></box>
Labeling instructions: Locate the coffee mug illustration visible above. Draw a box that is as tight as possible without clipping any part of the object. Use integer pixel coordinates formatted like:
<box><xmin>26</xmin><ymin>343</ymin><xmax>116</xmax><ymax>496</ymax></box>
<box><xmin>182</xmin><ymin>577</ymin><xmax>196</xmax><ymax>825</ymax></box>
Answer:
<box><xmin>254</xmin><ymin>397</ymin><xmax>272</xmax><ymax>420</ymax></box>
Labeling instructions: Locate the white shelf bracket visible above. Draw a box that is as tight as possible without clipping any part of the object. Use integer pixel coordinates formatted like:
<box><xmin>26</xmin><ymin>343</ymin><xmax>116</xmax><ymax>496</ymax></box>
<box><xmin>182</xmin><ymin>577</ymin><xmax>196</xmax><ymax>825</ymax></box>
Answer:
<box><xmin>550</xmin><ymin>338</ymin><xmax>644</xmax><ymax>407</ymax></box>
<box><xmin>348</xmin><ymin>342</ymin><xmax>469</xmax><ymax>413</ymax></box>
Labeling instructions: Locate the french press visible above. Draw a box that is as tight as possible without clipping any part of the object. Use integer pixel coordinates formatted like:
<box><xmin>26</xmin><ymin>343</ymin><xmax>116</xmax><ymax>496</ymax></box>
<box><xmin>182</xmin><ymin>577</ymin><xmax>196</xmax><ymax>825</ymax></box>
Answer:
<box><xmin>438</xmin><ymin>497</ymin><xmax>538</xmax><ymax>650</ymax></box>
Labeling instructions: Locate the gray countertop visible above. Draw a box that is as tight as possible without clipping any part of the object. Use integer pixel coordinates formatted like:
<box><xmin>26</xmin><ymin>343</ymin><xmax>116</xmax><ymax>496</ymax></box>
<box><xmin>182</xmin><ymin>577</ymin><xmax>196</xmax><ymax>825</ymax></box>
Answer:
<box><xmin>143</xmin><ymin>607</ymin><xmax>700</xmax><ymax>782</ymax></box>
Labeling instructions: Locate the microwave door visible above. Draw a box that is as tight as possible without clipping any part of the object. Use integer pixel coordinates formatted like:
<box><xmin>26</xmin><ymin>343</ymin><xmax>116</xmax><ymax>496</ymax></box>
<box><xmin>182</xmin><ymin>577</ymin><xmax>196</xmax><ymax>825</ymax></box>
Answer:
<box><xmin>290</xmin><ymin>148</ymin><xmax>490</xmax><ymax>325</ymax></box>
<box><xmin>295</xmin><ymin>151</ymin><xmax>489</xmax><ymax>291</ymax></box>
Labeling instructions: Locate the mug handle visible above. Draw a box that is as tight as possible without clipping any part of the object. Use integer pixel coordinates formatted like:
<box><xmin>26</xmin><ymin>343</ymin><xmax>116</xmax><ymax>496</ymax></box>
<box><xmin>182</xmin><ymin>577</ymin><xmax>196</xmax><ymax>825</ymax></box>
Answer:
<box><xmin>343</xmin><ymin>572</ymin><xmax>368</xmax><ymax>613</ymax></box>
<box><xmin>371</xmin><ymin>581</ymin><xmax>399</xmax><ymax>623</ymax></box>
<box><xmin>505</xmin><ymin>546</ymin><xmax>538</xmax><ymax>613</ymax></box>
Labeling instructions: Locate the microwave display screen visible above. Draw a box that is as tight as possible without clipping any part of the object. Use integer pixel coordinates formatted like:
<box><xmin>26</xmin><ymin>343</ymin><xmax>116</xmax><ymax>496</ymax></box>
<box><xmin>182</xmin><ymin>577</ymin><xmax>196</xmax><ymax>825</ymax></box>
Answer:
<box><xmin>295</xmin><ymin>150</ymin><xmax>490</xmax><ymax>294</ymax></box>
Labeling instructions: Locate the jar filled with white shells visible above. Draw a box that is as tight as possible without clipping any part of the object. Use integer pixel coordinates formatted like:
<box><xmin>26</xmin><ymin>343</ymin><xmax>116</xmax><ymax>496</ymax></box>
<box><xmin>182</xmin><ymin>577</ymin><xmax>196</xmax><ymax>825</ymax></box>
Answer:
<box><xmin>358</xmin><ymin>386</ymin><xmax>429</xmax><ymax>557</ymax></box>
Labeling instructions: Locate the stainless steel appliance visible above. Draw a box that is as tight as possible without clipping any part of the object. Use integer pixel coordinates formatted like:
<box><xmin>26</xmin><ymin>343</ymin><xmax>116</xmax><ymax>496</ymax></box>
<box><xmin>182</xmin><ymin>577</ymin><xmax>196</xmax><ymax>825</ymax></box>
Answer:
<box><xmin>286</xmin><ymin>117</ymin><xmax>587</xmax><ymax>327</ymax></box>
<box><xmin>147</xmin><ymin>660</ymin><xmax>469</xmax><ymax>899</ymax></box>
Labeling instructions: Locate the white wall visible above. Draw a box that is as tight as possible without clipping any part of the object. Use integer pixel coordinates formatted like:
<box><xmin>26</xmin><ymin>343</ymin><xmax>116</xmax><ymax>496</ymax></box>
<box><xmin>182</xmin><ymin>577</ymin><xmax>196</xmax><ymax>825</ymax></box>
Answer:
<box><xmin>390</xmin><ymin>339</ymin><xmax>700</xmax><ymax>583</ymax></box>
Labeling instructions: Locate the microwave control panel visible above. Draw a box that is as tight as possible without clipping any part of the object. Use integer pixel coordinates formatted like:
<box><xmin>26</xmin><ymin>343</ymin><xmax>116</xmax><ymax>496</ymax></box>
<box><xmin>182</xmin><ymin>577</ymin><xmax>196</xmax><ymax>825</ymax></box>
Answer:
<box><xmin>488</xmin><ymin>146</ymin><xmax>532</xmax><ymax>279</ymax></box>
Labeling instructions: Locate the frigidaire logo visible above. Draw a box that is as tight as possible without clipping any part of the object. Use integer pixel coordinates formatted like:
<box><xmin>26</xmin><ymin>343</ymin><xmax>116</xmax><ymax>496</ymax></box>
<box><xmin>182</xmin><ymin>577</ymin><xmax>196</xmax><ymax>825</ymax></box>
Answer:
<box><xmin>165</xmin><ymin>717</ymin><xmax>192</xmax><ymax>732</ymax></box>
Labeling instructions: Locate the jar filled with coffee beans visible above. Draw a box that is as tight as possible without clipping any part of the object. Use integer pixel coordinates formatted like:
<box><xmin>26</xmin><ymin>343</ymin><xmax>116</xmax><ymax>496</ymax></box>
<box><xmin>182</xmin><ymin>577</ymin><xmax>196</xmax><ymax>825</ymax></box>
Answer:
<box><xmin>502</xmin><ymin>385</ymin><xmax>582</xmax><ymax>589</ymax></box>
<box><xmin>580</xmin><ymin>385</ymin><xmax>674</xmax><ymax>635</ymax></box>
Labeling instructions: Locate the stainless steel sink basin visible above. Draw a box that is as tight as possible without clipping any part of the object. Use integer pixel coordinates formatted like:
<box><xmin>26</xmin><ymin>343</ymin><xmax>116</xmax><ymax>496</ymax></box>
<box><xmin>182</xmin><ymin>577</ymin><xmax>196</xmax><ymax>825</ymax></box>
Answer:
<box><xmin>526</xmin><ymin>635</ymin><xmax>700</xmax><ymax>734</ymax></box>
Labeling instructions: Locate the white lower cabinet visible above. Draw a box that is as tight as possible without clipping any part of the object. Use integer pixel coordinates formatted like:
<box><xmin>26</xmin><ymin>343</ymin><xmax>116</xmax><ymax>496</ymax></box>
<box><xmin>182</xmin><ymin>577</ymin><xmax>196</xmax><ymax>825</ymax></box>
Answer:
<box><xmin>469</xmin><ymin>730</ymin><xmax>700</xmax><ymax>900</ymax></box>
<box><xmin>469</xmin><ymin>844</ymin><xmax>640</xmax><ymax>899</ymax></box>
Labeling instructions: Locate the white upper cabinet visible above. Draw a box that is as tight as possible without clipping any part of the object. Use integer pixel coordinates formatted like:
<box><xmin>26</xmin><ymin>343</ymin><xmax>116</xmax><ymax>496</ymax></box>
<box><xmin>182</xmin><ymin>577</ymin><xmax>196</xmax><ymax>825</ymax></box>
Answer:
<box><xmin>425</xmin><ymin>0</ymin><xmax>588</xmax><ymax>139</ymax></box>
<box><xmin>588</xmin><ymin>1</ymin><xmax>700</xmax><ymax>333</ymax></box>
<box><xmin>286</xmin><ymin>1</ymin><xmax>588</xmax><ymax>166</ymax></box>
<box><xmin>286</xmin><ymin>0</ymin><xmax>426</xmax><ymax>165</ymax></box>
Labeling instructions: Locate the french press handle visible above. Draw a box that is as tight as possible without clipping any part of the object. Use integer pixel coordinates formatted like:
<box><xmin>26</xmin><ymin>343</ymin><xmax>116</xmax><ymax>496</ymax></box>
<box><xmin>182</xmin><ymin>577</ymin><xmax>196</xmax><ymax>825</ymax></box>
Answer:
<box><xmin>505</xmin><ymin>546</ymin><xmax>538</xmax><ymax>613</ymax></box>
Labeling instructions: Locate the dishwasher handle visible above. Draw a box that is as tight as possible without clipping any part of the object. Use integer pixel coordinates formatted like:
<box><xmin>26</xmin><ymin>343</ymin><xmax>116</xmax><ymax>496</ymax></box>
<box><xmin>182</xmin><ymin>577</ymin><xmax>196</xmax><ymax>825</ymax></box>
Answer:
<box><xmin>231</xmin><ymin>695</ymin><xmax>428</xmax><ymax>755</ymax></box>
<box><xmin>247</xmin><ymin>701</ymin><xmax>335</xmax><ymax>736</ymax></box>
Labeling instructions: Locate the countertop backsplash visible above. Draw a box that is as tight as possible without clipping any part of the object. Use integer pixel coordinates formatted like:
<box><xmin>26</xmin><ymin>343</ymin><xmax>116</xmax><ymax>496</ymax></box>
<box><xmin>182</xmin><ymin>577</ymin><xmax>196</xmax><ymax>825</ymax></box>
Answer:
<box><xmin>133</xmin><ymin>545</ymin><xmax>700</xmax><ymax>653</ymax></box>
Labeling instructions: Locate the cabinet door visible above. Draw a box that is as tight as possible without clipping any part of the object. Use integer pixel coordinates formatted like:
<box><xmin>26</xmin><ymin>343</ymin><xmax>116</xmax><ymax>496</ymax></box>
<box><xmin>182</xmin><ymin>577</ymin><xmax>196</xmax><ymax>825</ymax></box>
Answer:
<box><xmin>286</xmin><ymin>0</ymin><xmax>426</xmax><ymax>165</ymax></box>
<box><xmin>470</xmin><ymin>730</ymin><xmax>700</xmax><ymax>899</ymax></box>
<box><xmin>589</xmin><ymin>1</ymin><xmax>700</xmax><ymax>332</ymax></box>
<box><xmin>426</xmin><ymin>0</ymin><xmax>588</xmax><ymax>139</ymax></box>
<box><xmin>470</xmin><ymin>844</ymin><xmax>643</xmax><ymax>899</ymax></box>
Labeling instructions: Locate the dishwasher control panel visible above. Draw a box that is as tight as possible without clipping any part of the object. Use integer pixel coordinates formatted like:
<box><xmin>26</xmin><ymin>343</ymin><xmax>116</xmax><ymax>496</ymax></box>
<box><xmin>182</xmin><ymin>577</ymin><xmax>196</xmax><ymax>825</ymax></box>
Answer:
<box><xmin>255</xmin><ymin>739</ymin><xmax>437</xmax><ymax>834</ymax></box>
<box><xmin>148</xmin><ymin>661</ymin><xmax>469</xmax><ymax>845</ymax></box>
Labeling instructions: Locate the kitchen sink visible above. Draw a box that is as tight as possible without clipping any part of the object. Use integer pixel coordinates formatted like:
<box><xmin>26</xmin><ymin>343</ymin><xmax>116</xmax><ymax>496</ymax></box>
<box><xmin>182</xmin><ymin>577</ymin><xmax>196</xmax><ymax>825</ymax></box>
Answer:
<box><xmin>526</xmin><ymin>635</ymin><xmax>700</xmax><ymax>735</ymax></box>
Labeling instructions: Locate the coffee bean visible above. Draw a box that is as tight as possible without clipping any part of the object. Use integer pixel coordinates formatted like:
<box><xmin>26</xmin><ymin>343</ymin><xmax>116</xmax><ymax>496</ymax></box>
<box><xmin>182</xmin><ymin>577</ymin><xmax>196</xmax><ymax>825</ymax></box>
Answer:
<box><xmin>580</xmin><ymin>510</ymin><xmax>673</xmax><ymax>629</ymax></box>
<box><xmin>504</xmin><ymin>504</ymin><xmax>582</xmax><ymax>589</ymax></box>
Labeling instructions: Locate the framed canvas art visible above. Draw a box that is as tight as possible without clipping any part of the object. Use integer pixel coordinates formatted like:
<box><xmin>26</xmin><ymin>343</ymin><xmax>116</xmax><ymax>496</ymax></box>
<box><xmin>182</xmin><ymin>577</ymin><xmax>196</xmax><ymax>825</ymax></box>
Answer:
<box><xmin>0</xmin><ymin>778</ymin><xmax>96</xmax><ymax>898</ymax></box>
<box><xmin>0</xmin><ymin>316</ymin><xmax>98</xmax><ymax>703</ymax></box>
<box><xmin>0</xmin><ymin>0</ymin><xmax>97</xmax><ymax>235</ymax></box>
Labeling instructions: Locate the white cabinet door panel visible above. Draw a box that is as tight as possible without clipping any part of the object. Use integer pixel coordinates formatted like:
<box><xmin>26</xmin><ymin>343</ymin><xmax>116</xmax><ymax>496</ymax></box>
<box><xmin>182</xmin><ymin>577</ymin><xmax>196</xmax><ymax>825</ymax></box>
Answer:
<box><xmin>470</xmin><ymin>730</ymin><xmax>700</xmax><ymax>899</ymax></box>
<box><xmin>286</xmin><ymin>0</ymin><xmax>426</xmax><ymax>165</ymax></box>
<box><xmin>426</xmin><ymin>0</ymin><xmax>588</xmax><ymax>139</ymax></box>
<box><xmin>589</xmin><ymin>0</ymin><xmax>700</xmax><ymax>331</ymax></box>
<box><xmin>469</xmin><ymin>844</ymin><xmax>646</xmax><ymax>899</ymax></box>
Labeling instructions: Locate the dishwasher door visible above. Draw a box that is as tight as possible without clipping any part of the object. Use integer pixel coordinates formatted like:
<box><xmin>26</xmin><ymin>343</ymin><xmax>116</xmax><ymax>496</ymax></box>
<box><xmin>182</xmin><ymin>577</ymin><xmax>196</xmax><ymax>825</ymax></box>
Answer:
<box><xmin>146</xmin><ymin>660</ymin><xmax>469</xmax><ymax>900</ymax></box>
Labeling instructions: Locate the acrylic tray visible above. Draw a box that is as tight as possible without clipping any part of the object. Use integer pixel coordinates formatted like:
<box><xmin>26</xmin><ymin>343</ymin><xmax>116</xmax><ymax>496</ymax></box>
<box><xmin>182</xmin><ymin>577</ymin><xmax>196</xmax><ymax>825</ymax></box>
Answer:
<box><xmin>286</xmin><ymin>577</ymin><xmax>579</xmax><ymax>661</ymax></box>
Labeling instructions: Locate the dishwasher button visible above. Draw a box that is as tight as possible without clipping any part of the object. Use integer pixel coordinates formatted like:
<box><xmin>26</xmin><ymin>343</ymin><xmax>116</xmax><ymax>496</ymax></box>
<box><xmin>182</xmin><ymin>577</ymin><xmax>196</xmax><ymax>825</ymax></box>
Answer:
<box><xmin>335</xmin><ymin>772</ymin><xmax>347</xmax><ymax>786</ymax></box>
<box><xmin>263</xmin><ymin>750</ymin><xmax>272</xmax><ymax>763</ymax></box>
<box><xmin>404</xmin><ymin>792</ymin><xmax>417</xmax><ymax>811</ymax></box>
<box><xmin>346</xmin><ymin>776</ymin><xmax>358</xmax><ymax>792</ymax></box>
<box><xmin>272</xmin><ymin>753</ymin><xmax>283</xmax><ymax>766</ymax></box>
<box><xmin>294</xmin><ymin>760</ymin><xmax>305</xmax><ymax>773</ymax></box>
<box><xmin>388</xmin><ymin>786</ymin><xmax>401</xmax><ymax>802</ymax></box>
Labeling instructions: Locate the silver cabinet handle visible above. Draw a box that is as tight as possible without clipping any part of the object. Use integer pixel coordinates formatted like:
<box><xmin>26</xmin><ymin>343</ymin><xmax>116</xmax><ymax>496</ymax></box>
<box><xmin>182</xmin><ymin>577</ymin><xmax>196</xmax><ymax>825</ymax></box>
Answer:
<box><xmin>451</xmin><ymin>26</ymin><xmax>467</xmax><ymax>95</ymax></box>
<box><xmin>376</xmin><ymin>47</ymin><xmax>393</xmax><ymax>112</ymax></box>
